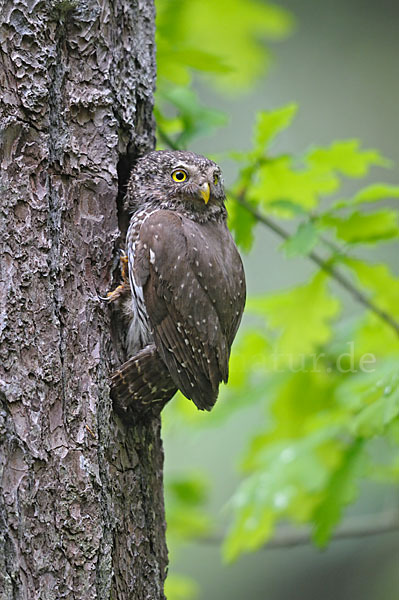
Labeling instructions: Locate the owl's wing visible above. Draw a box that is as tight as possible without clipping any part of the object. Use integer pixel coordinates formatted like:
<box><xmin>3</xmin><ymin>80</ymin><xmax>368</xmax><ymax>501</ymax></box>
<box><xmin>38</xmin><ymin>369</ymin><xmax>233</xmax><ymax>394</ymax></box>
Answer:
<box><xmin>133</xmin><ymin>209</ymin><xmax>245</xmax><ymax>410</ymax></box>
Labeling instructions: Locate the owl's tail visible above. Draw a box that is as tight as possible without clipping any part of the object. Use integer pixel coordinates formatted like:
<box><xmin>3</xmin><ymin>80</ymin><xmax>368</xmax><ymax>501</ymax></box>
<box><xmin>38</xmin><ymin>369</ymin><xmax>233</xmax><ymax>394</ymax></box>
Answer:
<box><xmin>110</xmin><ymin>344</ymin><xmax>177</xmax><ymax>420</ymax></box>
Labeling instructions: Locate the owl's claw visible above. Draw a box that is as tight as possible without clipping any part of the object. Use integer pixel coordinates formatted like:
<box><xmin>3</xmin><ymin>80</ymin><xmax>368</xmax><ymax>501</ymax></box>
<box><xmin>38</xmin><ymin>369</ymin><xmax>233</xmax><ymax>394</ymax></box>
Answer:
<box><xmin>120</xmin><ymin>254</ymin><xmax>129</xmax><ymax>284</ymax></box>
<box><xmin>101</xmin><ymin>251</ymin><xmax>130</xmax><ymax>303</ymax></box>
<box><xmin>102</xmin><ymin>282</ymin><xmax>129</xmax><ymax>303</ymax></box>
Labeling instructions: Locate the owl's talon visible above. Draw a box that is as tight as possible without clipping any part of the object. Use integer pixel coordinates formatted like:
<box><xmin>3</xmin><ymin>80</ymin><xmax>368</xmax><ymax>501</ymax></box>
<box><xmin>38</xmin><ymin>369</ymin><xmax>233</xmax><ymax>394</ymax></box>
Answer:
<box><xmin>101</xmin><ymin>252</ymin><xmax>130</xmax><ymax>303</ymax></box>
<box><xmin>120</xmin><ymin>253</ymin><xmax>129</xmax><ymax>283</ymax></box>
<box><xmin>102</xmin><ymin>283</ymin><xmax>129</xmax><ymax>303</ymax></box>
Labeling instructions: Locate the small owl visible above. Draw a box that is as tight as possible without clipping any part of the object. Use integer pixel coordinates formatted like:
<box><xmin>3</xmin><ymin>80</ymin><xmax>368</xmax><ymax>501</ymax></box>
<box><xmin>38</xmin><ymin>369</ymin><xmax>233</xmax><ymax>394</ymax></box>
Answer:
<box><xmin>109</xmin><ymin>150</ymin><xmax>246</xmax><ymax>412</ymax></box>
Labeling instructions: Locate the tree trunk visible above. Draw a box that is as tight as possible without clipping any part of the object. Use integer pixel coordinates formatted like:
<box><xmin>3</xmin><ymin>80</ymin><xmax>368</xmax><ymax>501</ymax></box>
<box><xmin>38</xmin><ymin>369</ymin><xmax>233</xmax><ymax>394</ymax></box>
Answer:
<box><xmin>0</xmin><ymin>1</ymin><xmax>168</xmax><ymax>598</ymax></box>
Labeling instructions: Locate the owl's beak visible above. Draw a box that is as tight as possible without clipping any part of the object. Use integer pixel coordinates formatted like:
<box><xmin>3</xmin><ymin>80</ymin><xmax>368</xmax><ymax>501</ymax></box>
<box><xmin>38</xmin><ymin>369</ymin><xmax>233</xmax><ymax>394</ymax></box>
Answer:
<box><xmin>199</xmin><ymin>182</ymin><xmax>210</xmax><ymax>204</ymax></box>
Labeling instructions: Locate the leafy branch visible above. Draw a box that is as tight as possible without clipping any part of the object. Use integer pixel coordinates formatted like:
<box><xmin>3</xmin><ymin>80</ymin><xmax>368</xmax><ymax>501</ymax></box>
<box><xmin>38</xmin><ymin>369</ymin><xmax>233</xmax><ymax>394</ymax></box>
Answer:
<box><xmin>157</xmin><ymin>123</ymin><xmax>399</xmax><ymax>336</ymax></box>
<box><xmin>235</xmin><ymin>193</ymin><xmax>399</xmax><ymax>336</ymax></box>
<box><xmin>156</xmin><ymin>51</ymin><xmax>399</xmax><ymax>579</ymax></box>
<box><xmin>201</xmin><ymin>509</ymin><xmax>399</xmax><ymax>550</ymax></box>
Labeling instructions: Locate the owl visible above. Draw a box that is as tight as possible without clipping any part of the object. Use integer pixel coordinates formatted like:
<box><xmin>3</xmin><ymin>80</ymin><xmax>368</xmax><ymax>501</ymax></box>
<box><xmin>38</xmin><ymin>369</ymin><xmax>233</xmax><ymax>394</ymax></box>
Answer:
<box><xmin>108</xmin><ymin>150</ymin><xmax>246</xmax><ymax>413</ymax></box>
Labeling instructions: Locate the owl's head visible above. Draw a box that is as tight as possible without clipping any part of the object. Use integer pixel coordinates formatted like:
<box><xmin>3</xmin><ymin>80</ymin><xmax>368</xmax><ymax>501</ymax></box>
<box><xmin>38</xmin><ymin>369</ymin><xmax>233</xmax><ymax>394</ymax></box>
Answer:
<box><xmin>126</xmin><ymin>150</ymin><xmax>226</xmax><ymax>219</ymax></box>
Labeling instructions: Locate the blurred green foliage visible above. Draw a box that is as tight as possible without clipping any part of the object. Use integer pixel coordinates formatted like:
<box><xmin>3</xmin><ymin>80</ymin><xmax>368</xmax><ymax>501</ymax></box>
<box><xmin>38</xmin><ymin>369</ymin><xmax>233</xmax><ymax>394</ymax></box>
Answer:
<box><xmin>154</xmin><ymin>0</ymin><xmax>399</xmax><ymax>597</ymax></box>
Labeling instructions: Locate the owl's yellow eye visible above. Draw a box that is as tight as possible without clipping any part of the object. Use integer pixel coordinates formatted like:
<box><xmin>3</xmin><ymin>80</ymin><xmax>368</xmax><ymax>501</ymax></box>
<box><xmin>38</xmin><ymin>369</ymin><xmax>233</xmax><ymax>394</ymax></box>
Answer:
<box><xmin>171</xmin><ymin>169</ymin><xmax>188</xmax><ymax>182</ymax></box>
<box><xmin>213</xmin><ymin>173</ymin><xmax>219</xmax><ymax>185</ymax></box>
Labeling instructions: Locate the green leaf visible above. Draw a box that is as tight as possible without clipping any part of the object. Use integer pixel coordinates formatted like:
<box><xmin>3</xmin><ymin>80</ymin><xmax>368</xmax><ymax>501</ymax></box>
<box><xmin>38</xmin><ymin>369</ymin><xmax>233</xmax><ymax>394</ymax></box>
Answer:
<box><xmin>223</xmin><ymin>501</ymin><xmax>275</xmax><ymax>562</ymax></box>
<box><xmin>242</xmin><ymin>371</ymin><xmax>343</xmax><ymax>471</ymax></box>
<box><xmin>226</xmin><ymin>196</ymin><xmax>257</xmax><ymax>251</ymax></box>
<box><xmin>165</xmin><ymin>473</ymin><xmax>212</xmax><ymax>541</ymax></box>
<box><xmin>352</xmin><ymin>183</ymin><xmax>399</xmax><ymax>204</ymax></box>
<box><xmin>168</xmin><ymin>475</ymin><xmax>208</xmax><ymax>506</ymax></box>
<box><xmin>156</xmin><ymin>0</ymin><xmax>294</xmax><ymax>90</ymax></box>
<box><xmin>227</xmin><ymin>330</ymin><xmax>272</xmax><ymax>389</ymax></box>
<box><xmin>267</xmin><ymin>199</ymin><xmax>308</xmax><ymax>216</ymax></box>
<box><xmin>352</xmin><ymin>392</ymin><xmax>399</xmax><ymax>437</ymax></box>
<box><xmin>247</xmin><ymin>273</ymin><xmax>341</xmax><ymax>355</ymax></box>
<box><xmin>344</xmin><ymin>259</ymin><xmax>399</xmax><ymax>315</ymax></box>
<box><xmin>176</xmin><ymin>48</ymin><xmax>231</xmax><ymax>74</ymax></box>
<box><xmin>254</xmin><ymin>104</ymin><xmax>297</xmax><ymax>154</ymax></box>
<box><xmin>342</xmin><ymin>261</ymin><xmax>399</xmax><ymax>356</ymax></box>
<box><xmin>330</xmin><ymin>264</ymin><xmax>399</xmax><ymax>364</ymax></box>
<box><xmin>322</xmin><ymin>210</ymin><xmax>399</xmax><ymax>244</ymax></box>
<box><xmin>224</xmin><ymin>428</ymin><xmax>340</xmax><ymax>562</ymax></box>
<box><xmin>308</xmin><ymin>140</ymin><xmax>390</xmax><ymax>177</ymax></box>
<box><xmin>333</xmin><ymin>183</ymin><xmax>399</xmax><ymax>209</ymax></box>
<box><xmin>249</xmin><ymin>156</ymin><xmax>339</xmax><ymax>211</ymax></box>
<box><xmin>335</xmin><ymin>361</ymin><xmax>399</xmax><ymax>437</ymax></box>
<box><xmin>312</xmin><ymin>439</ymin><xmax>365</xmax><ymax>547</ymax></box>
<box><xmin>165</xmin><ymin>573</ymin><xmax>199</xmax><ymax>600</ymax></box>
<box><xmin>156</xmin><ymin>87</ymin><xmax>228</xmax><ymax>148</ymax></box>
<box><xmin>281</xmin><ymin>221</ymin><xmax>319</xmax><ymax>257</ymax></box>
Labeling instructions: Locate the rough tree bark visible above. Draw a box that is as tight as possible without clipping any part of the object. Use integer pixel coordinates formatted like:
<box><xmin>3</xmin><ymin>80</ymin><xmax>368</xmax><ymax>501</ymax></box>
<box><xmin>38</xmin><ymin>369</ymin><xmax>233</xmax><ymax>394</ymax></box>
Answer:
<box><xmin>0</xmin><ymin>1</ymin><xmax>168</xmax><ymax>598</ymax></box>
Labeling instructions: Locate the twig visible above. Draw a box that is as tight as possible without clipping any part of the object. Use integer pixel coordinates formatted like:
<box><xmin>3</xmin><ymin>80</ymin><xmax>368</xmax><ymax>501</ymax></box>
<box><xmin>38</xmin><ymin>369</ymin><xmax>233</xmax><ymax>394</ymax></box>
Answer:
<box><xmin>236</xmin><ymin>195</ymin><xmax>399</xmax><ymax>336</ymax></box>
<box><xmin>157</xmin><ymin>127</ymin><xmax>180</xmax><ymax>151</ymax></box>
<box><xmin>202</xmin><ymin>510</ymin><xmax>399</xmax><ymax>550</ymax></box>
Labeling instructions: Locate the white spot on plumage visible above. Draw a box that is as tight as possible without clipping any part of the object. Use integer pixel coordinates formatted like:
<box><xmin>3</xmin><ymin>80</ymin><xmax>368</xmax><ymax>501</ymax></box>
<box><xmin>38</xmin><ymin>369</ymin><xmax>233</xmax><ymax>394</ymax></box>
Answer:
<box><xmin>149</xmin><ymin>248</ymin><xmax>156</xmax><ymax>264</ymax></box>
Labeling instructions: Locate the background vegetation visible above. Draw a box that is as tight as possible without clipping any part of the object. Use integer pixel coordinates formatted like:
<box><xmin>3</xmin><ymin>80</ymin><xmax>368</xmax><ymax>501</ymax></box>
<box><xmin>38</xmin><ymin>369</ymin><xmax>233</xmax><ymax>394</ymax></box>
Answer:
<box><xmin>154</xmin><ymin>1</ymin><xmax>399</xmax><ymax>598</ymax></box>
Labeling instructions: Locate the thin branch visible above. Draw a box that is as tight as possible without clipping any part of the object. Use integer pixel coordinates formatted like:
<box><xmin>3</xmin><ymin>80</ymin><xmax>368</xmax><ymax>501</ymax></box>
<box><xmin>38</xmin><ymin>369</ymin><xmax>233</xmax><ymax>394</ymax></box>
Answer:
<box><xmin>157</xmin><ymin>127</ymin><xmax>180</xmax><ymax>151</ymax></box>
<box><xmin>236</xmin><ymin>195</ymin><xmax>399</xmax><ymax>336</ymax></box>
<box><xmin>202</xmin><ymin>510</ymin><xmax>399</xmax><ymax>550</ymax></box>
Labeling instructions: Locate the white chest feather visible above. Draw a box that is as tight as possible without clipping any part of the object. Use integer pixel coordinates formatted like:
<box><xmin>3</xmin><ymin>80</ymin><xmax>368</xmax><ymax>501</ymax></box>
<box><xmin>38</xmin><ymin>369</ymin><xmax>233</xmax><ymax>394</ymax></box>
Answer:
<box><xmin>125</xmin><ymin>209</ymin><xmax>157</xmax><ymax>355</ymax></box>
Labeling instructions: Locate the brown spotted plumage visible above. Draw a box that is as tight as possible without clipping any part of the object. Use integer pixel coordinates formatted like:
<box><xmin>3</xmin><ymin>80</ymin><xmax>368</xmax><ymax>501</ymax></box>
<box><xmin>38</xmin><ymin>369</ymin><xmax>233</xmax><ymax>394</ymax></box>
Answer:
<box><xmin>109</xmin><ymin>150</ymin><xmax>246</xmax><ymax>411</ymax></box>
